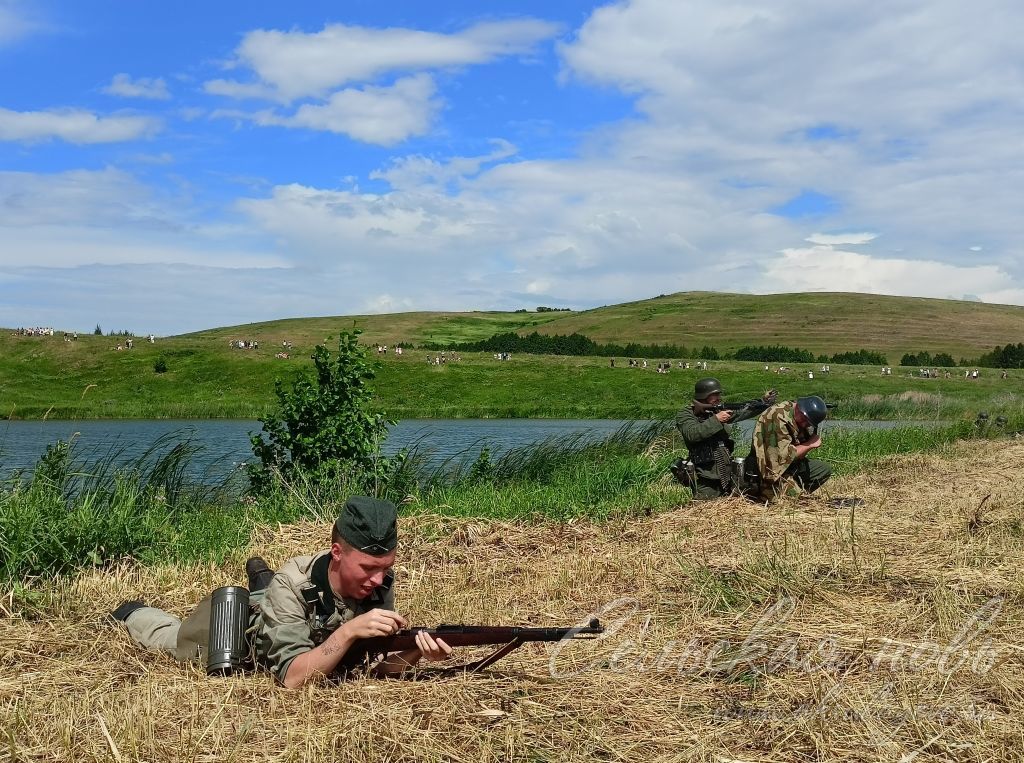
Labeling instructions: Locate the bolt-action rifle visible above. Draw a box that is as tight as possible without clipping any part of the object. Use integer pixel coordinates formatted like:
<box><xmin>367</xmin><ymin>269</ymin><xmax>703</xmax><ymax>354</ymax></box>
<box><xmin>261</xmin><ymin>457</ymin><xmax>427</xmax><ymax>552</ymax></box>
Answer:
<box><xmin>339</xmin><ymin>619</ymin><xmax>604</xmax><ymax>673</ymax></box>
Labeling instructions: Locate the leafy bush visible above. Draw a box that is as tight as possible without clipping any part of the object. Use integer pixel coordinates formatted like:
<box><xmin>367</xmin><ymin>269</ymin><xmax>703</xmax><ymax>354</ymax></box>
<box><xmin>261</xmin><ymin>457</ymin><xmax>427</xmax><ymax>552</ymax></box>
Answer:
<box><xmin>153</xmin><ymin>357</ymin><xmax>168</xmax><ymax>374</ymax></box>
<box><xmin>248</xmin><ymin>331</ymin><xmax>404</xmax><ymax>495</ymax></box>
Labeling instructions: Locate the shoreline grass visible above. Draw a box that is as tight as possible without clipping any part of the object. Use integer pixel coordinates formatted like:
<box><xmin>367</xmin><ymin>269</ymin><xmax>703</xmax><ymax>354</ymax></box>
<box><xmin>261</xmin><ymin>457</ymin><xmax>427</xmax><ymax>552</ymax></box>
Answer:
<box><xmin>2</xmin><ymin>416</ymin><xmax>1017</xmax><ymax>586</ymax></box>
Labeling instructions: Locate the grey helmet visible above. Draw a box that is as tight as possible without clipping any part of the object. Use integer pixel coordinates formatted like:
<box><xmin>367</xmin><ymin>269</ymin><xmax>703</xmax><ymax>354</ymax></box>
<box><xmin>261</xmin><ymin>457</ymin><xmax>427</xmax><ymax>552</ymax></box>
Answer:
<box><xmin>796</xmin><ymin>396</ymin><xmax>829</xmax><ymax>433</ymax></box>
<box><xmin>694</xmin><ymin>377</ymin><xmax>723</xmax><ymax>402</ymax></box>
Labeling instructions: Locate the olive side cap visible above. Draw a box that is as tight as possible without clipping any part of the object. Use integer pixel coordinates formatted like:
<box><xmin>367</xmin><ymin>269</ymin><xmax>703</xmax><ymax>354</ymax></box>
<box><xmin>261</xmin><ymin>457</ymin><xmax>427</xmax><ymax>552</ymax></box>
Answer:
<box><xmin>336</xmin><ymin>496</ymin><xmax>398</xmax><ymax>556</ymax></box>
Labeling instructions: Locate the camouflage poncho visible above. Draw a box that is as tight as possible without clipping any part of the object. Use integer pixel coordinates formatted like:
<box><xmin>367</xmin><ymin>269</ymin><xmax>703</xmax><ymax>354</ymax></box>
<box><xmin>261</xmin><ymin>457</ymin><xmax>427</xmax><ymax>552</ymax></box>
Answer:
<box><xmin>751</xmin><ymin>400</ymin><xmax>803</xmax><ymax>483</ymax></box>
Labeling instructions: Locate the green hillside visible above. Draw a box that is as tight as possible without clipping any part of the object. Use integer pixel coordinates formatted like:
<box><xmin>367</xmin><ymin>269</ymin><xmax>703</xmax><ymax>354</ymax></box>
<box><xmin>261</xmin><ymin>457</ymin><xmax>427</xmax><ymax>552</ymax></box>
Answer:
<box><xmin>1</xmin><ymin>291</ymin><xmax>1021</xmax><ymax>420</ymax></box>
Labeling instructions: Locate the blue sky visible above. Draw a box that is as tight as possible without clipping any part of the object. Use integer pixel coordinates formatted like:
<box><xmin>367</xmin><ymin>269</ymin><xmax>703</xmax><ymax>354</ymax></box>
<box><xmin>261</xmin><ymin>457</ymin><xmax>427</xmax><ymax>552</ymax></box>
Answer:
<box><xmin>2</xmin><ymin>0</ymin><xmax>1023</xmax><ymax>334</ymax></box>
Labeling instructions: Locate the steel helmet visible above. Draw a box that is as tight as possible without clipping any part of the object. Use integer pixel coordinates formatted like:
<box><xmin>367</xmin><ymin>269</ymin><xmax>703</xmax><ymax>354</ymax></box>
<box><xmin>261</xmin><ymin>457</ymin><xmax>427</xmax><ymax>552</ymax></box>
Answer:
<box><xmin>796</xmin><ymin>396</ymin><xmax>829</xmax><ymax>429</ymax></box>
<box><xmin>694</xmin><ymin>377</ymin><xmax>723</xmax><ymax>401</ymax></box>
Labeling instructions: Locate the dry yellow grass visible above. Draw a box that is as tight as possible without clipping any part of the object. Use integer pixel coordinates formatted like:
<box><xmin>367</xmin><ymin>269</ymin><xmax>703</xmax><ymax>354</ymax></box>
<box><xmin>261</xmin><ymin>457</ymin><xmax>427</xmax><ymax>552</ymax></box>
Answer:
<box><xmin>3</xmin><ymin>441</ymin><xmax>1024</xmax><ymax>762</ymax></box>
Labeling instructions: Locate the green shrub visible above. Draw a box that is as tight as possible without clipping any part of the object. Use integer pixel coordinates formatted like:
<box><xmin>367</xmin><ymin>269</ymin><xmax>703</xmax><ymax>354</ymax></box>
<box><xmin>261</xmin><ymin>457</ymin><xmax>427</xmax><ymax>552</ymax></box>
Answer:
<box><xmin>248</xmin><ymin>330</ymin><xmax>404</xmax><ymax>495</ymax></box>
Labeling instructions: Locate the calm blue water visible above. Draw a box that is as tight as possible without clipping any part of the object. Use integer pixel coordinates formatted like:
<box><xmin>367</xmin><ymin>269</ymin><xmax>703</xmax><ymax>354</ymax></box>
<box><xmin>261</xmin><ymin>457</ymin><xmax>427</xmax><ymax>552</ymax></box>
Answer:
<box><xmin>0</xmin><ymin>419</ymin><xmax>642</xmax><ymax>479</ymax></box>
<box><xmin>0</xmin><ymin>417</ymin><xmax>934</xmax><ymax>481</ymax></box>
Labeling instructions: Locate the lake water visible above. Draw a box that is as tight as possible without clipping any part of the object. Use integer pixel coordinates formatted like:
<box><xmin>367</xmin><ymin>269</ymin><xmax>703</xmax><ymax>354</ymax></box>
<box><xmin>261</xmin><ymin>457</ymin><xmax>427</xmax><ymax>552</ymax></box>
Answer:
<box><xmin>0</xmin><ymin>419</ymin><xmax>642</xmax><ymax>478</ymax></box>
<box><xmin>0</xmin><ymin>417</ymin><xmax>934</xmax><ymax>480</ymax></box>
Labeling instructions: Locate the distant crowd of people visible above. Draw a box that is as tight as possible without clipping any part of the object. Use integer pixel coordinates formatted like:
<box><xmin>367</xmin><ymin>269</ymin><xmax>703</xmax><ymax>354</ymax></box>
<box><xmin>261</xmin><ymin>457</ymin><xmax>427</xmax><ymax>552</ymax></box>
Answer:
<box><xmin>429</xmin><ymin>352</ymin><xmax>463</xmax><ymax>365</ymax></box>
<box><xmin>14</xmin><ymin>326</ymin><xmax>54</xmax><ymax>336</ymax></box>
<box><xmin>614</xmin><ymin>359</ymin><xmax>709</xmax><ymax>371</ymax></box>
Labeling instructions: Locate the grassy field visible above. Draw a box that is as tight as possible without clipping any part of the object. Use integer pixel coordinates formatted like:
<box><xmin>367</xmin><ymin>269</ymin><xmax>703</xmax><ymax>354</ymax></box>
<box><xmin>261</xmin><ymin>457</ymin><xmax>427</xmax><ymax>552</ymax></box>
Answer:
<box><xmin>3</xmin><ymin>437</ymin><xmax>1023</xmax><ymax>761</ymax></box>
<box><xmin>2</xmin><ymin>329</ymin><xmax>1022</xmax><ymax>420</ymax></box>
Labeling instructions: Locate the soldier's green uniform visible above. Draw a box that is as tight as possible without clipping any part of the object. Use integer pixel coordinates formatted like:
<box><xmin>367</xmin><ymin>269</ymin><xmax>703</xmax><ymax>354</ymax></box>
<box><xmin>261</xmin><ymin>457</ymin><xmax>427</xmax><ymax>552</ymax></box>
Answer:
<box><xmin>122</xmin><ymin>554</ymin><xmax>394</xmax><ymax>682</ymax></box>
<box><xmin>121</xmin><ymin>496</ymin><xmax>397</xmax><ymax>683</ymax></box>
<box><xmin>743</xmin><ymin>400</ymin><xmax>831</xmax><ymax>500</ymax></box>
<box><xmin>254</xmin><ymin>551</ymin><xmax>393</xmax><ymax>682</ymax></box>
<box><xmin>675</xmin><ymin>405</ymin><xmax>735</xmax><ymax>500</ymax></box>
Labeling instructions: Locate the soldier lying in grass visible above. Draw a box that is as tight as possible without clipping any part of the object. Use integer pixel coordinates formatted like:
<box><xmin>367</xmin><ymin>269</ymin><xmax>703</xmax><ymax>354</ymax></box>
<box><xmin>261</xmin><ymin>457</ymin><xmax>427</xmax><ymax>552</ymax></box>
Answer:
<box><xmin>112</xmin><ymin>496</ymin><xmax>453</xmax><ymax>687</ymax></box>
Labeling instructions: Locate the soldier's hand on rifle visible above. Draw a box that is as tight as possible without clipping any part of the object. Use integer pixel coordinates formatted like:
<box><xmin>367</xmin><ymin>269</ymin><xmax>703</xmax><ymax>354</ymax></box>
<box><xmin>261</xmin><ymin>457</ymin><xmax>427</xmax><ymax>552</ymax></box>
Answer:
<box><xmin>762</xmin><ymin>388</ymin><xmax>778</xmax><ymax>402</ymax></box>
<box><xmin>715</xmin><ymin>410</ymin><xmax>733</xmax><ymax>423</ymax></box>
<box><xmin>414</xmin><ymin>630</ymin><xmax>453</xmax><ymax>662</ymax></box>
<box><xmin>344</xmin><ymin>608</ymin><xmax>407</xmax><ymax>639</ymax></box>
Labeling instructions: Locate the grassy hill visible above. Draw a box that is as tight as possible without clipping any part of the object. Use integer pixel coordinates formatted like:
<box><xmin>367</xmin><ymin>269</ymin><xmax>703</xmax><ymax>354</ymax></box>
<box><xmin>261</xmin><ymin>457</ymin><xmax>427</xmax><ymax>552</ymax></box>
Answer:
<box><xmin>177</xmin><ymin>310</ymin><xmax>567</xmax><ymax>347</ymax></box>
<box><xmin>2</xmin><ymin>292</ymin><xmax>1021</xmax><ymax>419</ymax></box>
<box><xmin>180</xmin><ymin>291</ymin><xmax>1024</xmax><ymax>360</ymax></box>
<box><xmin>528</xmin><ymin>292</ymin><xmax>1024</xmax><ymax>359</ymax></box>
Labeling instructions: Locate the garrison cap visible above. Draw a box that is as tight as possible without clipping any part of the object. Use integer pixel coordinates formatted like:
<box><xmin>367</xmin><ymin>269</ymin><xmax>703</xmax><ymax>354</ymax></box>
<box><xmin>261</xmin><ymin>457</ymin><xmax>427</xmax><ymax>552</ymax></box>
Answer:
<box><xmin>336</xmin><ymin>496</ymin><xmax>398</xmax><ymax>556</ymax></box>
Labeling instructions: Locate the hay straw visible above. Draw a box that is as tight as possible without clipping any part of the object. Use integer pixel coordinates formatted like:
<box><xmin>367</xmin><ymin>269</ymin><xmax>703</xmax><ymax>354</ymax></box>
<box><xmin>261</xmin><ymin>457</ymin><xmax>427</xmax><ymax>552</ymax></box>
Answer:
<box><xmin>2</xmin><ymin>441</ymin><xmax>1024</xmax><ymax>761</ymax></box>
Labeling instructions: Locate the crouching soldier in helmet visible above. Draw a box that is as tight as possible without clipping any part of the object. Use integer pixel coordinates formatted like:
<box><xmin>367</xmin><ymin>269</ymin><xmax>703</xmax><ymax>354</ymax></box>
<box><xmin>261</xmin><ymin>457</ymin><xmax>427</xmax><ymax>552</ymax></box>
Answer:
<box><xmin>743</xmin><ymin>396</ymin><xmax>832</xmax><ymax>501</ymax></box>
<box><xmin>111</xmin><ymin>496</ymin><xmax>454</xmax><ymax>687</ymax></box>
<box><xmin>674</xmin><ymin>378</ymin><xmax>743</xmax><ymax>500</ymax></box>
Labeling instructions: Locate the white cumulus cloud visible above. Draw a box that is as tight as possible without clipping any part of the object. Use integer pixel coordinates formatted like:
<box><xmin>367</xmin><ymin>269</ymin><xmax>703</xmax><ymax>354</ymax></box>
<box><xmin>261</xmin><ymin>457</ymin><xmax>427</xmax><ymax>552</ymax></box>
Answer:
<box><xmin>760</xmin><ymin>244</ymin><xmax>1014</xmax><ymax>303</ymax></box>
<box><xmin>253</xmin><ymin>74</ymin><xmax>441</xmax><ymax>145</ymax></box>
<box><xmin>211</xmin><ymin>19</ymin><xmax>559</xmax><ymax>102</ymax></box>
<box><xmin>103</xmin><ymin>73</ymin><xmax>171</xmax><ymax>100</ymax></box>
<box><xmin>806</xmin><ymin>232</ymin><xmax>877</xmax><ymax>246</ymax></box>
<box><xmin>0</xmin><ymin>107</ymin><xmax>159</xmax><ymax>143</ymax></box>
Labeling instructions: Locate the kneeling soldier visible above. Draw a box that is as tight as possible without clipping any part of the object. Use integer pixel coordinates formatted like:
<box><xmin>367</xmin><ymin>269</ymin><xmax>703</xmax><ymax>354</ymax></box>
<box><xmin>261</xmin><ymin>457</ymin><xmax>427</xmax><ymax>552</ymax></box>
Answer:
<box><xmin>743</xmin><ymin>396</ymin><xmax>832</xmax><ymax>501</ymax></box>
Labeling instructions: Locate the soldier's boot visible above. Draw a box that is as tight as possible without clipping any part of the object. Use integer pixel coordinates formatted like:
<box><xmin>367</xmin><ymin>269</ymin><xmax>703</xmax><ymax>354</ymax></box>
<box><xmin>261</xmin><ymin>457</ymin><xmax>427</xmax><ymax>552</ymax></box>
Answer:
<box><xmin>246</xmin><ymin>556</ymin><xmax>275</xmax><ymax>592</ymax></box>
<box><xmin>111</xmin><ymin>599</ymin><xmax>147</xmax><ymax>624</ymax></box>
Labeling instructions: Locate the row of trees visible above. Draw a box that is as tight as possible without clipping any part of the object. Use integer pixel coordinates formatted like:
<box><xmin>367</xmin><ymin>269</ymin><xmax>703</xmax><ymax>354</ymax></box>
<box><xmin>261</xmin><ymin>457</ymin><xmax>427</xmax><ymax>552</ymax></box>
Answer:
<box><xmin>430</xmin><ymin>332</ymin><xmax>890</xmax><ymax>365</ymax></box>
<box><xmin>424</xmin><ymin>331</ymin><xmax>720</xmax><ymax>360</ymax></box>
<box><xmin>969</xmin><ymin>343</ymin><xmax>1024</xmax><ymax>369</ymax></box>
<box><xmin>433</xmin><ymin>331</ymin><xmax>1024</xmax><ymax>369</ymax></box>
<box><xmin>899</xmin><ymin>351</ymin><xmax>957</xmax><ymax>367</ymax></box>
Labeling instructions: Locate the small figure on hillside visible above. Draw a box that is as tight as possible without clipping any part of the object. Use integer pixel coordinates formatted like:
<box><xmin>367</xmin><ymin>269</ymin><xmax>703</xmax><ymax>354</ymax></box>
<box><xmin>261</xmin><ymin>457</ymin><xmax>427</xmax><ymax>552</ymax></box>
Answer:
<box><xmin>743</xmin><ymin>397</ymin><xmax>831</xmax><ymax>502</ymax></box>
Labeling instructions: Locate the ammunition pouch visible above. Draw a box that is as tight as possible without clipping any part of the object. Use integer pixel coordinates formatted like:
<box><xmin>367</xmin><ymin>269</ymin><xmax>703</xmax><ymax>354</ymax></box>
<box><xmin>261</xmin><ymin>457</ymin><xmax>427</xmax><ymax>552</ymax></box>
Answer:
<box><xmin>687</xmin><ymin>436</ymin><xmax>735</xmax><ymax>469</ymax></box>
<box><xmin>206</xmin><ymin>585</ymin><xmax>251</xmax><ymax>675</ymax></box>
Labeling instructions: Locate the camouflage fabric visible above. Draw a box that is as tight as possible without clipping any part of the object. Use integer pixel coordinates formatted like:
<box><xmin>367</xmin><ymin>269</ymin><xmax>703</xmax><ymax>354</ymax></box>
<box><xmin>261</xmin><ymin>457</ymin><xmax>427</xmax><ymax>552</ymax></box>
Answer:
<box><xmin>749</xmin><ymin>401</ymin><xmax>831</xmax><ymax>500</ymax></box>
<box><xmin>751</xmin><ymin>401</ymin><xmax>802</xmax><ymax>482</ymax></box>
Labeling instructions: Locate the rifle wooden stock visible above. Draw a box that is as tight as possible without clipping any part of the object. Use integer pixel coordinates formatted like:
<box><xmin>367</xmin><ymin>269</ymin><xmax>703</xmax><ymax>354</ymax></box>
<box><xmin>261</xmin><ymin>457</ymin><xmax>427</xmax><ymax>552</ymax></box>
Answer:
<box><xmin>340</xmin><ymin>618</ymin><xmax>604</xmax><ymax>672</ymax></box>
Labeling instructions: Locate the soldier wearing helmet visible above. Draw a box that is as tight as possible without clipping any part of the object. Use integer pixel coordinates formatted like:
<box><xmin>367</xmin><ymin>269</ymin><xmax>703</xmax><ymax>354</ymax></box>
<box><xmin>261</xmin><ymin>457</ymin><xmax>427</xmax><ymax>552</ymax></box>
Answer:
<box><xmin>743</xmin><ymin>396</ymin><xmax>832</xmax><ymax>501</ymax></box>
<box><xmin>673</xmin><ymin>377</ymin><xmax>741</xmax><ymax>500</ymax></box>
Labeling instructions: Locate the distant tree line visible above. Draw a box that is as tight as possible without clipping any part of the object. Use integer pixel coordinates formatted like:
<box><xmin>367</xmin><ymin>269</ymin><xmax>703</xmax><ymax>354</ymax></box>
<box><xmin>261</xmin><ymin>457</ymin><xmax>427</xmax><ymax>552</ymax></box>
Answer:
<box><xmin>424</xmin><ymin>331</ymin><xmax>1024</xmax><ymax>368</ymax></box>
<box><xmin>900</xmin><ymin>351</ymin><xmax>957</xmax><ymax>367</ymax></box>
<box><xmin>734</xmin><ymin>345</ymin><xmax>815</xmax><ymax>363</ymax></box>
<box><xmin>830</xmin><ymin>349</ymin><xmax>888</xmax><ymax>365</ymax></box>
<box><xmin>423</xmin><ymin>331</ymin><xmax>705</xmax><ymax>359</ymax></box>
<box><xmin>966</xmin><ymin>342</ymin><xmax>1024</xmax><ymax>368</ymax></box>
<box><xmin>424</xmin><ymin>333</ymin><xmax>889</xmax><ymax>364</ymax></box>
